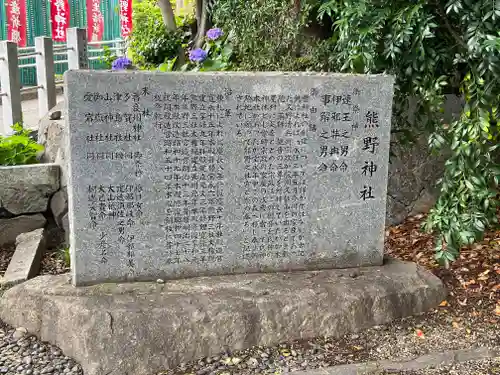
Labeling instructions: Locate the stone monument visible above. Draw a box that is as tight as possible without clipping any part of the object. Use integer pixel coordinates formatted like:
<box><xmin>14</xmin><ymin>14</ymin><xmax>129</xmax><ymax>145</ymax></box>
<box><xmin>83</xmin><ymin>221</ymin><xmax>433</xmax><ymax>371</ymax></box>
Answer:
<box><xmin>65</xmin><ymin>70</ymin><xmax>394</xmax><ymax>286</ymax></box>
<box><xmin>0</xmin><ymin>71</ymin><xmax>446</xmax><ymax>375</ymax></box>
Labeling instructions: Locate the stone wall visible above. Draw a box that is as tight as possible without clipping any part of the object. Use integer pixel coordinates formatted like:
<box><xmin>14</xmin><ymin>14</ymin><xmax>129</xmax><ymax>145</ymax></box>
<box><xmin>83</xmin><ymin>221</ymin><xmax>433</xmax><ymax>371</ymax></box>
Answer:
<box><xmin>385</xmin><ymin>95</ymin><xmax>463</xmax><ymax>225</ymax></box>
<box><xmin>0</xmin><ymin>164</ymin><xmax>65</xmax><ymax>247</ymax></box>
<box><xmin>386</xmin><ymin>131</ymin><xmax>445</xmax><ymax>225</ymax></box>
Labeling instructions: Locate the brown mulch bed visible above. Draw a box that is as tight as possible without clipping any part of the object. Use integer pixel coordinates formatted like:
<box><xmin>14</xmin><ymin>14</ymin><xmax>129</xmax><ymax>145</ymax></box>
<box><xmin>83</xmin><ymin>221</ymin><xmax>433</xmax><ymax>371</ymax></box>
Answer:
<box><xmin>385</xmin><ymin>214</ymin><xmax>499</xmax><ymax>323</ymax></box>
<box><xmin>1</xmin><ymin>245</ymin><xmax>68</xmax><ymax>279</ymax></box>
<box><xmin>39</xmin><ymin>250</ymin><xmax>70</xmax><ymax>276</ymax></box>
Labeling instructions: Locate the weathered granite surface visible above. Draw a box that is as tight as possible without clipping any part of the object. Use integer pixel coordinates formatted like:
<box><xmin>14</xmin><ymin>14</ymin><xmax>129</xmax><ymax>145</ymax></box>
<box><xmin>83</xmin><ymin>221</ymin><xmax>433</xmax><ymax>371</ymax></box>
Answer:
<box><xmin>0</xmin><ymin>164</ymin><xmax>65</xmax><ymax>248</ymax></box>
<box><xmin>40</xmin><ymin>96</ymin><xmax>463</xmax><ymax>239</ymax></box>
<box><xmin>65</xmin><ymin>70</ymin><xmax>395</xmax><ymax>285</ymax></box>
<box><xmin>0</xmin><ymin>259</ymin><xmax>446</xmax><ymax>375</ymax></box>
<box><xmin>36</xmin><ymin>104</ymin><xmax>70</xmax><ymax>242</ymax></box>
<box><xmin>0</xmin><ymin>164</ymin><xmax>59</xmax><ymax>215</ymax></box>
<box><xmin>386</xmin><ymin>130</ymin><xmax>445</xmax><ymax>225</ymax></box>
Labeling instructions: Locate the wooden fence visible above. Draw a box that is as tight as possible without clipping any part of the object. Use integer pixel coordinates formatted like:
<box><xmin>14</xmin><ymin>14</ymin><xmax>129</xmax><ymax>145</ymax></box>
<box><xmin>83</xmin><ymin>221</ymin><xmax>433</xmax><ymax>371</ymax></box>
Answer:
<box><xmin>0</xmin><ymin>27</ymin><xmax>125</xmax><ymax>135</ymax></box>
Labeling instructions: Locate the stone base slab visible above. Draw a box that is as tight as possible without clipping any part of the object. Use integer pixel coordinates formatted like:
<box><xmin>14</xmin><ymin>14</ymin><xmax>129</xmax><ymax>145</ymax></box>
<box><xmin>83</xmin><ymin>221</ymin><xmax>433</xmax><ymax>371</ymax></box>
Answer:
<box><xmin>0</xmin><ymin>258</ymin><xmax>446</xmax><ymax>375</ymax></box>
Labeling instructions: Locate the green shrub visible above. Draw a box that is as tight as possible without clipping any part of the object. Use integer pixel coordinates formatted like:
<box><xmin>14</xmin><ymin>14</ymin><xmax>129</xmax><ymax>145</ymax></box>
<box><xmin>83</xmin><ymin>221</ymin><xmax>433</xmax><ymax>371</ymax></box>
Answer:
<box><xmin>176</xmin><ymin>27</ymin><xmax>235</xmax><ymax>71</ymax></box>
<box><xmin>212</xmin><ymin>0</ymin><xmax>314</xmax><ymax>71</ymax></box>
<box><xmin>197</xmin><ymin>32</ymin><xmax>235</xmax><ymax>71</ymax></box>
<box><xmin>129</xmin><ymin>0</ymin><xmax>192</xmax><ymax>67</ymax></box>
<box><xmin>0</xmin><ymin>123</ymin><xmax>44</xmax><ymax>166</ymax></box>
<box><xmin>60</xmin><ymin>246</ymin><xmax>71</xmax><ymax>268</ymax></box>
<box><xmin>99</xmin><ymin>45</ymin><xmax>117</xmax><ymax>69</ymax></box>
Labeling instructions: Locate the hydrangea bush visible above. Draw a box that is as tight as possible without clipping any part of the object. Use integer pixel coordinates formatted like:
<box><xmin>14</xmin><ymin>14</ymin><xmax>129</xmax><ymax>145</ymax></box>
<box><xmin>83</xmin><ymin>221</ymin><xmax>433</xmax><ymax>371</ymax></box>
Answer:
<box><xmin>111</xmin><ymin>56</ymin><xmax>133</xmax><ymax>71</ymax></box>
<box><xmin>158</xmin><ymin>27</ymin><xmax>234</xmax><ymax>72</ymax></box>
<box><xmin>206</xmin><ymin>28</ymin><xmax>224</xmax><ymax>41</ymax></box>
<box><xmin>188</xmin><ymin>48</ymin><xmax>208</xmax><ymax>63</ymax></box>
<box><xmin>186</xmin><ymin>27</ymin><xmax>234</xmax><ymax>71</ymax></box>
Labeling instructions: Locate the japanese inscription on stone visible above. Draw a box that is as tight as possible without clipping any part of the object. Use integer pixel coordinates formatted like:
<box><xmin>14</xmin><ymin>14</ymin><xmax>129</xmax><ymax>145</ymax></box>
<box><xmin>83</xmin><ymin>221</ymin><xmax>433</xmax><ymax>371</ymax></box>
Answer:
<box><xmin>65</xmin><ymin>71</ymin><xmax>394</xmax><ymax>286</ymax></box>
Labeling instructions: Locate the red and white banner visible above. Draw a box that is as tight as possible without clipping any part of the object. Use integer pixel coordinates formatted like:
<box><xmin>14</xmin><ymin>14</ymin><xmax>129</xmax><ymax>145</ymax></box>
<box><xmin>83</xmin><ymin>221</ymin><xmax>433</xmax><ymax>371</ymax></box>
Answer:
<box><xmin>6</xmin><ymin>0</ymin><xmax>27</xmax><ymax>46</ymax></box>
<box><xmin>86</xmin><ymin>0</ymin><xmax>104</xmax><ymax>42</ymax></box>
<box><xmin>119</xmin><ymin>0</ymin><xmax>132</xmax><ymax>38</ymax></box>
<box><xmin>50</xmin><ymin>0</ymin><xmax>70</xmax><ymax>42</ymax></box>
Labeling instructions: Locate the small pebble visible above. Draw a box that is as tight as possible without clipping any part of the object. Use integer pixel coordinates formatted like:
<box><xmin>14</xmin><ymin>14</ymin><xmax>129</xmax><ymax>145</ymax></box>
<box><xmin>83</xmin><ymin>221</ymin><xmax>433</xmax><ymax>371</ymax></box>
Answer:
<box><xmin>13</xmin><ymin>327</ymin><xmax>28</xmax><ymax>340</ymax></box>
<box><xmin>349</xmin><ymin>270</ymin><xmax>361</xmax><ymax>278</ymax></box>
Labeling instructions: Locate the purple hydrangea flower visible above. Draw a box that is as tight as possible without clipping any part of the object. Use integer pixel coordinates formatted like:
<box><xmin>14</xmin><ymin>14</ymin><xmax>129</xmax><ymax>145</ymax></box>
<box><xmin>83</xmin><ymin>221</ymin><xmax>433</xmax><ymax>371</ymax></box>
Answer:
<box><xmin>189</xmin><ymin>48</ymin><xmax>208</xmax><ymax>63</ymax></box>
<box><xmin>206</xmin><ymin>28</ymin><xmax>223</xmax><ymax>41</ymax></box>
<box><xmin>111</xmin><ymin>56</ymin><xmax>132</xmax><ymax>71</ymax></box>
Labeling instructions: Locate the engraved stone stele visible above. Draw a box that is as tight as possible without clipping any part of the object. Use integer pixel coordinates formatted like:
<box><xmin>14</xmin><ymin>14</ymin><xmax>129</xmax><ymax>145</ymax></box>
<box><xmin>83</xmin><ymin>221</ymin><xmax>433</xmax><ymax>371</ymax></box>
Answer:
<box><xmin>64</xmin><ymin>70</ymin><xmax>395</xmax><ymax>286</ymax></box>
<box><xmin>2</xmin><ymin>72</ymin><xmax>447</xmax><ymax>375</ymax></box>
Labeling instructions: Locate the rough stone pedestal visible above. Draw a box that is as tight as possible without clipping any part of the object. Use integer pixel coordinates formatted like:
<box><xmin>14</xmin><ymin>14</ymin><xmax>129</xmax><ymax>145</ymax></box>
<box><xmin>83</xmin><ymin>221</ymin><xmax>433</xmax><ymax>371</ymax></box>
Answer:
<box><xmin>0</xmin><ymin>259</ymin><xmax>446</xmax><ymax>375</ymax></box>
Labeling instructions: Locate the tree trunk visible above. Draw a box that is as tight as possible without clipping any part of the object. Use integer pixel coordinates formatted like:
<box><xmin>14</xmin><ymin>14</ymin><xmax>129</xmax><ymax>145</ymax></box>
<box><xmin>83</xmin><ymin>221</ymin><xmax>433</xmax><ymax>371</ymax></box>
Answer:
<box><xmin>294</xmin><ymin>0</ymin><xmax>300</xmax><ymax>15</ymax></box>
<box><xmin>157</xmin><ymin>0</ymin><xmax>186</xmax><ymax>67</ymax></box>
<box><xmin>157</xmin><ymin>0</ymin><xmax>177</xmax><ymax>31</ymax></box>
<box><xmin>194</xmin><ymin>0</ymin><xmax>208</xmax><ymax>48</ymax></box>
<box><xmin>196</xmin><ymin>0</ymin><xmax>203</xmax><ymax>25</ymax></box>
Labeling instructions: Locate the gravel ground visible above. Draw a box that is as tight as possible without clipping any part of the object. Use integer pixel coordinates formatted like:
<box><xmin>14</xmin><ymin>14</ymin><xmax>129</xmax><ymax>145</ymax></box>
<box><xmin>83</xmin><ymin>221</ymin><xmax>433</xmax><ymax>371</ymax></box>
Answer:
<box><xmin>1</xmin><ymin>247</ymin><xmax>76</xmax><ymax>375</ymax></box>
<box><xmin>156</xmin><ymin>310</ymin><xmax>499</xmax><ymax>375</ymax></box>
<box><xmin>0</xmin><ymin>322</ymin><xmax>83</xmax><ymax>375</ymax></box>
<box><xmin>379</xmin><ymin>358</ymin><xmax>500</xmax><ymax>374</ymax></box>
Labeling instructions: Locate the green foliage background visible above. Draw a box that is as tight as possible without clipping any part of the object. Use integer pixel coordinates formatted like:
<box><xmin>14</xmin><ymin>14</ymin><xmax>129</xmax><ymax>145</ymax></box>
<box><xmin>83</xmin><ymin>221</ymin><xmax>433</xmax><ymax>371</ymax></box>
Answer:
<box><xmin>128</xmin><ymin>0</ymin><xmax>500</xmax><ymax>266</ymax></box>
<box><xmin>211</xmin><ymin>0</ymin><xmax>315</xmax><ymax>71</ymax></box>
<box><xmin>129</xmin><ymin>0</ymin><xmax>192</xmax><ymax>67</ymax></box>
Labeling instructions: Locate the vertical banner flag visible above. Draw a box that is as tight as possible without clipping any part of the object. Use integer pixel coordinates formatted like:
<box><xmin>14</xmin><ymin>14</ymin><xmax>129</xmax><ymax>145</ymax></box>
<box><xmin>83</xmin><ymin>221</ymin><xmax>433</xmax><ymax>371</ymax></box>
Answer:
<box><xmin>51</xmin><ymin>0</ymin><xmax>70</xmax><ymax>42</ymax></box>
<box><xmin>86</xmin><ymin>0</ymin><xmax>104</xmax><ymax>42</ymax></box>
<box><xmin>6</xmin><ymin>0</ymin><xmax>27</xmax><ymax>46</ymax></box>
<box><xmin>119</xmin><ymin>0</ymin><xmax>132</xmax><ymax>38</ymax></box>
